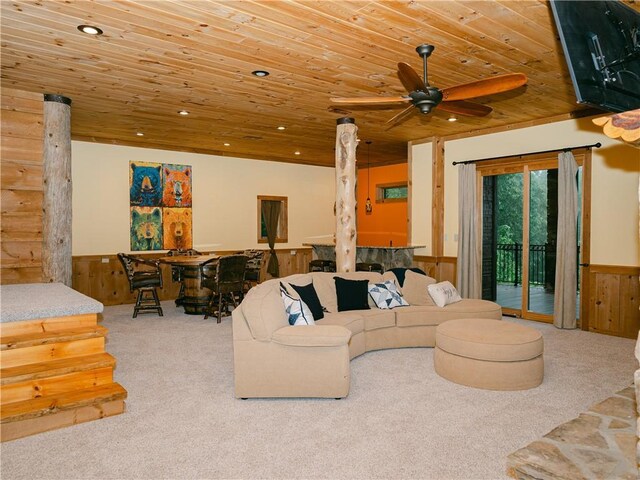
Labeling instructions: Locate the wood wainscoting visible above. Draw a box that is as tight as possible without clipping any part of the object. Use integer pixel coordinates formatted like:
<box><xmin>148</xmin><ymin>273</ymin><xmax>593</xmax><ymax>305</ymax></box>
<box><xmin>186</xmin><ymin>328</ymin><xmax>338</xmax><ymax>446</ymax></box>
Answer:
<box><xmin>72</xmin><ymin>248</ymin><xmax>313</xmax><ymax>306</ymax></box>
<box><xmin>586</xmin><ymin>265</ymin><xmax>639</xmax><ymax>339</ymax></box>
<box><xmin>412</xmin><ymin>255</ymin><xmax>457</xmax><ymax>285</ymax></box>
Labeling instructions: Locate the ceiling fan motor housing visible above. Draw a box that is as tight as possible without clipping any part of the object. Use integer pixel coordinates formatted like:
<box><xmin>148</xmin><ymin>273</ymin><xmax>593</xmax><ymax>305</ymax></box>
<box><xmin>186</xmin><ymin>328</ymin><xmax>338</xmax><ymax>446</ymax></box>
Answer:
<box><xmin>409</xmin><ymin>87</ymin><xmax>443</xmax><ymax>114</ymax></box>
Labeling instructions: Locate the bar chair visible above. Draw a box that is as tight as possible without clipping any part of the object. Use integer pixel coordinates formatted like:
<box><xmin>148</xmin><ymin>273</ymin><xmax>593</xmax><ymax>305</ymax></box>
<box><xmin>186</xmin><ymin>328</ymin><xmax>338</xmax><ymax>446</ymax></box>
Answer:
<box><xmin>242</xmin><ymin>249</ymin><xmax>264</xmax><ymax>293</ymax></box>
<box><xmin>308</xmin><ymin>259</ymin><xmax>336</xmax><ymax>272</ymax></box>
<box><xmin>167</xmin><ymin>248</ymin><xmax>202</xmax><ymax>305</ymax></box>
<box><xmin>117</xmin><ymin>253</ymin><xmax>164</xmax><ymax>318</ymax></box>
<box><xmin>200</xmin><ymin>254</ymin><xmax>248</xmax><ymax>323</ymax></box>
<box><xmin>356</xmin><ymin>262</ymin><xmax>385</xmax><ymax>273</ymax></box>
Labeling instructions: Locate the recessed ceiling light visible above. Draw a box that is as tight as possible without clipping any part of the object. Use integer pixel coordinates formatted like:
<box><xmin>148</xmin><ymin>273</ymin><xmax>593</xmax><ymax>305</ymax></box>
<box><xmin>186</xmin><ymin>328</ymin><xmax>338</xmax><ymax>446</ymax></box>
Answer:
<box><xmin>178</xmin><ymin>110</ymin><xmax>190</xmax><ymax>116</ymax></box>
<box><xmin>277</xmin><ymin>126</ymin><xmax>286</xmax><ymax>130</ymax></box>
<box><xmin>294</xmin><ymin>151</ymin><xmax>301</xmax><ymax>155</ymax></box>
<box><xmin>136</xmin><ymin>132</ymin><xmax>144</xmax><ymax>136</ymax></box>
<box><xmin>448</xmin><ymin>116</ymin><xmax>458</xmax><ymax>122</ymax></box>
<box><xmin>77</xmin><ymin>25</ymin><xmax>103</xmax><ymax>35</ymax></box>
<box><xmin>223</xmin><ymin>142</ymin><xmax>230</xmax><ymax>146</ymax></box>
<box><xmin>252</xmin><ymin>70</ymin><xmax>270</xmax><ymax>77</ymax></box>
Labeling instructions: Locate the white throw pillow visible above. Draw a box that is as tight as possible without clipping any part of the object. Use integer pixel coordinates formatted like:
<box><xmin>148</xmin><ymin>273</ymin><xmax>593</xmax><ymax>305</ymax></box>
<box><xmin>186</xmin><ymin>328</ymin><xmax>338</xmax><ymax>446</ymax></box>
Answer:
<box><xmin>368</xmin><ymin>280</ymin><xmax>409</xmax><ymax>309</ymax></box>
<box><xmin>280</xmin><ymin>285</ymin><xmax>315</xmax><ymax>325</ymax></box>
<box><xmin>427</xmin><ymin>281</ymin><xmax>462</xmax><ymax>308</ymax></box>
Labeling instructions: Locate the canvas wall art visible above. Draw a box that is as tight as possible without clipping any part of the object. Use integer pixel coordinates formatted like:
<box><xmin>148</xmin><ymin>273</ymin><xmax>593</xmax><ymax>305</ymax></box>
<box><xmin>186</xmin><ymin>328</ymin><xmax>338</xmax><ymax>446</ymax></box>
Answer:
<box><xmin>130</xmin><ymin>206</ymin><xmax>163</xmax><ymax>251</ymax></box>
<box><xmin>162</xmin><ymin>164</ymin><xmax>192</xmax><ymax>207</ymax></box>
<box><xmin>162</xmin><ymin>208</ymin><xmax>192</xmax><ymax>250</ymax></box>
<box><xmin>129</xmin><ymin>161</ymin><xmax>193</xmax><ymax>251</ymax></box>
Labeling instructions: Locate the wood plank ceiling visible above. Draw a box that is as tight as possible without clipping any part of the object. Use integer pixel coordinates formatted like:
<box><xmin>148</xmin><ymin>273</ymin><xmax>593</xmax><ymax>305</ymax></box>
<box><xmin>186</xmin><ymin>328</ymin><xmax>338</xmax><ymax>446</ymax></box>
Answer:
<box><xmin>2</xmin><ymin>1</ymin><xmax>637</xmax><ymax>167</ymax></box>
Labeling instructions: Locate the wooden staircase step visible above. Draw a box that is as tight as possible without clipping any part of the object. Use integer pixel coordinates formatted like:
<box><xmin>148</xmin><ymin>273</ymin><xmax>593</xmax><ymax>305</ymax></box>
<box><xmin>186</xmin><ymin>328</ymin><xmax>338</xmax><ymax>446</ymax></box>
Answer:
<box><xmin>1</xmin><ymin>366</ymin><xmax>115</xmax><ymax>405</ymax></box>
<box><xmin>1</xmin><ymin>325</ymin><xmax>109</xmax><ymax>350</ymax></box>
<box><xmin>1</xmin><ymin>382</ymin><xmax>127</xmax><ymax>424</ymax></box>
<box><xmin>0</xmin><ymin>337</ymin><xmax>105</xmax><ymax>369</ymax></box>
<box><xmin>1</xmin><ymin>352</ymin><xmax>116</xmax><ymax>385</ymax></box>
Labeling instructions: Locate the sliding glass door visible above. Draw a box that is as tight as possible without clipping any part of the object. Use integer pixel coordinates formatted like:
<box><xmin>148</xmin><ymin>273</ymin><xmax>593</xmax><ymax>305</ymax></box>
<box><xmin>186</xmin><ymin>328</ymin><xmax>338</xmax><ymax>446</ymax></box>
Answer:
<box><xmin>479</xmin><ymin>153</ymin><xmax>589</xmax><ymax>323</ymax></box>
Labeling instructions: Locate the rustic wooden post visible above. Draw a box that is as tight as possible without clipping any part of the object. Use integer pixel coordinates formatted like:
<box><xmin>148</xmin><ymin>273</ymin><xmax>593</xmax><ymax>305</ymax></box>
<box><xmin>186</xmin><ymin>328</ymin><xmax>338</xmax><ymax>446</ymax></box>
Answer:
<box><xmin>42</xmin><ymin>94</ymin><xmax>72</xmax><ymax>286</ymax></box>
<box><xmin>335</xmin><ymin>117</ymin><xmax>358</xmax><ymax>272</ymax></box>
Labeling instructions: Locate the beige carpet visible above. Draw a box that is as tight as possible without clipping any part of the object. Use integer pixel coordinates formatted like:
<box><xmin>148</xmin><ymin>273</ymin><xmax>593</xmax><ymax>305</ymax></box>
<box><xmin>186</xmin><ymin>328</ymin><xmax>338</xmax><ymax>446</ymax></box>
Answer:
<box><xmin>1</xmin><ymin>301</ymin><xmax>636</xmax><ymax>480</ymax></box>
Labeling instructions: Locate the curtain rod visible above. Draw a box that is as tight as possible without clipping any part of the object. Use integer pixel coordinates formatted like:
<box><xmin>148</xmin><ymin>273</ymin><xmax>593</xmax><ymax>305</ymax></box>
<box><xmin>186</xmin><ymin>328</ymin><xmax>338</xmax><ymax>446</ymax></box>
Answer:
<box><xmin>452</xmin><ymin>142</ymin><xmax>602</xmax><ymax>166</ymax></box>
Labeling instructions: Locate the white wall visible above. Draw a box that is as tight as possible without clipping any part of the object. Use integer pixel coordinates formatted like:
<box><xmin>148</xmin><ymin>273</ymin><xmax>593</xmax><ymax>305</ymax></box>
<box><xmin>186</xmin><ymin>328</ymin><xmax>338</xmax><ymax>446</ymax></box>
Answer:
<box><xmin>410</xmin><ymin>141</ymin><xmax>433</xmax><ymax>256</ymax></box>
<box><xmin>411</xmin><ymin>117</ymin><xmax>640</xmax><ymax>266</ymax></box>
<box><xmin>72</xmin><ymin>142</ymin><xmax>336</xmax><ymax>255</ymax></box>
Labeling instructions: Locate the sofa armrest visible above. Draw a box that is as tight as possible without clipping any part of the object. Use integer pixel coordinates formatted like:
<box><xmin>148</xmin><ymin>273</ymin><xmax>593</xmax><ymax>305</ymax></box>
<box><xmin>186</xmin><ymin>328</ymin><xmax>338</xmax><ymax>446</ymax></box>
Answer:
<box><xmin>271</xmin><ymin>325</ymin><xmax>351</xmax><ymax>347</ymax></box>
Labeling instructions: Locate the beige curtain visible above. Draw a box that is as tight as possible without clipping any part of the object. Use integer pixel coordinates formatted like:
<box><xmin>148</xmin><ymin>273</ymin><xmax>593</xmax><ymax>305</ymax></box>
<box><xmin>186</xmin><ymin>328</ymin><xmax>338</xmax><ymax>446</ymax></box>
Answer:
<box><xmin>553</xmin><ymin>151</ymin><xmax>578</xmax><ymax>329</ymax></box>
<box><xmin>261</xmin><ymin>200</ymin><xmax>281</xmax><ymax>278</ymax></box>
<box><xmin>456</xmin><ymin>163</ymin><xmax>481</xmax><ymax>298</ymax></box>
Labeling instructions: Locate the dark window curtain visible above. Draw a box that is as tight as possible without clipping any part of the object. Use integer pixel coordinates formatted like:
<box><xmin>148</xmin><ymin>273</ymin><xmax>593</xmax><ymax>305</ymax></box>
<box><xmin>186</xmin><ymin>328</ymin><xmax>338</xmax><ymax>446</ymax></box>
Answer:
<box><xmin>261</xmin><ymin>200</ymin><xmax>281</xmax><ymax>277</ymax></box>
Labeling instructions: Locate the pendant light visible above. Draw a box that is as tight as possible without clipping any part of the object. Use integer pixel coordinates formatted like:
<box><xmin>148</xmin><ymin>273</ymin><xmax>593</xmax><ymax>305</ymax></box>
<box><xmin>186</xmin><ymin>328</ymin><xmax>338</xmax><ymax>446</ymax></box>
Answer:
<box><xmin>365</xmin><ymin>140</ymin><xmax>373</xmax><ymax>215</ymax></box>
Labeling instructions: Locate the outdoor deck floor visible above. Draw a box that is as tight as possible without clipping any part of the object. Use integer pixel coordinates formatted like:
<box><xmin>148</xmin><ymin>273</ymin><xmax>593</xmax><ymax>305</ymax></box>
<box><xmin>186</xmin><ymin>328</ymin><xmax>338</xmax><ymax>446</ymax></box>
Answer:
<box><xmin>496</xmin><ymin>284</ymin><xmax>580</xmax><ymax>316</ymax></box>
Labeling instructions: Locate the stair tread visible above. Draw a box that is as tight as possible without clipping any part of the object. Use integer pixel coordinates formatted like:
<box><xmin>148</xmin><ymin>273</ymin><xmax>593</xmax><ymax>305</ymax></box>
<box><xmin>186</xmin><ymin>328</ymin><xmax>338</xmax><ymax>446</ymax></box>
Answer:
<box><xmin>1</xmin><ymin>352</ymin><xmax>116</xmax><ymax>385</ymax></box>
<box><xmin>1</xmin><ymin>382</ymin><xmax>127</xmax><ymax>423</ymax></box>
<box><xmin>1</xmin><ymin>326</ymin><xmax>109</xmax><ymax>350</ymax></box>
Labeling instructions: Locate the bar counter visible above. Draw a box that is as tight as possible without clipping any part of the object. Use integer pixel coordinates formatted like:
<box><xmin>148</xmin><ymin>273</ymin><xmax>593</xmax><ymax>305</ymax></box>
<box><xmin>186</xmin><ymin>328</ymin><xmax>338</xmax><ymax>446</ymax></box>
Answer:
<box><xmin>303</xmin><ymin>243</ymin><xmax>426</xmax><ymax>269</ymax></box>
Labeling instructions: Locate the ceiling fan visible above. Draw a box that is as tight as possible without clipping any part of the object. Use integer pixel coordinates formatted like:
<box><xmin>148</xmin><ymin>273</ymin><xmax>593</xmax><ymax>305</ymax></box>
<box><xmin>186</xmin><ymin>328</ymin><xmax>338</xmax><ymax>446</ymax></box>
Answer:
<box><xmin>330</xmin><ymin>44</ymin><xmax>528</xmax><ymax>128</ymax></box>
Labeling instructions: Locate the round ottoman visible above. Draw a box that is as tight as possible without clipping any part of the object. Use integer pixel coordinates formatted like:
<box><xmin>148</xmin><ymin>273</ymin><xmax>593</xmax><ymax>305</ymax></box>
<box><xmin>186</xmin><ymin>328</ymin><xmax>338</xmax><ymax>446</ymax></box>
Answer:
<box><xmin>434</xmin><ymin>318</ymin><xmax>543</xmax><ymax>391</ymax></box>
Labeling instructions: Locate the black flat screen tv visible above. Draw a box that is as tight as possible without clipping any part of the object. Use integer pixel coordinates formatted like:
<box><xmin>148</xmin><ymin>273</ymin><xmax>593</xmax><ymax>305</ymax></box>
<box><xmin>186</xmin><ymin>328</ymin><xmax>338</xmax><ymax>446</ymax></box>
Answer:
<box><xmin>550</xmin><ymin>0</ymin><xmax>640</xmax><ymax>113</ymax></box>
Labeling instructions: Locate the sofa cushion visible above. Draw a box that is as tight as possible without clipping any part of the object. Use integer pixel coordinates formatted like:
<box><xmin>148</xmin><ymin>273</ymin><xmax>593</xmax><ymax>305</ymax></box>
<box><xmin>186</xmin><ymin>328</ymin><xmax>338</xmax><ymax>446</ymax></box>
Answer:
<box><xmin>312</xmin><ymin>272</ymin><xmax>383</xmax><ymax>313</ymax></box>
<box><xmin>386</xmin><ymin>267</ymin><xmax>427</xmax><ymax>287</ymax></box>
<box><xmin>428</xmin><ymin>281</ymin><xmax>462</xmax><ymax>307</ymax></box>
<box><xmin>335</xmin><ymin>277</ymin><xmax>370</xmax><ymax>312</ymax></box>
<box><xmin>401</xmin><ymin>270</ymin><xmax>436</xmax><ymax>306</ymax></box>
<box><xmin>280</xmin><ymin>283</ymin><xmax>315</xmax><ymax>326</ymax></box>
<box><xmin>316</xmin><ymin>312</ymin><xmax>365</xmax><ymax>336</ymax></box>
<box><xmin>368</xmin><ymin>280</ymin><xmax>408</xmax><ymax>309</ymax></box>
<box><xmin>395</xmin><ymin>299</ymin><xmax>503</xmax><ymax>327</ymax></box>
<box><xmin>289</xmin><ymin>282</ymin><xmax>324</xmax><ymax>320</ymax></box>
<box><xmin>357</xmin><ymin>308</ymin><xmax>396</xmax><ymax>331</ymax></box>
<box><xmin>241</xmin><ymin>280</ymin><xmax>289</xmax><ymax>340</ymax></box>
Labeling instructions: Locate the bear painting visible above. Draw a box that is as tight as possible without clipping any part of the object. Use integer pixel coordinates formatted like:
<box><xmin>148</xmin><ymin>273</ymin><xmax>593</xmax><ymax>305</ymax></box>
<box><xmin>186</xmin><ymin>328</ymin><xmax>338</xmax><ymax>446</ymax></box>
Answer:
<box><xmin>130</xmin><ymin>162</ymin><xmax>163</xmax><ymax>207</ymax></box>
<box><xmin>130</xmin><ymin>207</ymin><xmax>163</xmax><ymax>251</ymax></box>
<box><xmin>162</xmin><ymin>208</ymin><xmax>193</xmax><ymax>250</ymax></box>
<box><xmin>163</xmin><ymin>164</ymin><xmax>192</xmax><ymax>207</ymax></box>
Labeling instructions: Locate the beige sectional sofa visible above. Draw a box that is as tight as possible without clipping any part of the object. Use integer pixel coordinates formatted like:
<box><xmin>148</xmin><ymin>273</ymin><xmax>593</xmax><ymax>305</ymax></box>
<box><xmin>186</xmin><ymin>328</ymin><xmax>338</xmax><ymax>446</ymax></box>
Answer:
<box><xmin>232</xmin><ymin>271</ymin><xmax>502</xmax><ymax>399</ymax></box>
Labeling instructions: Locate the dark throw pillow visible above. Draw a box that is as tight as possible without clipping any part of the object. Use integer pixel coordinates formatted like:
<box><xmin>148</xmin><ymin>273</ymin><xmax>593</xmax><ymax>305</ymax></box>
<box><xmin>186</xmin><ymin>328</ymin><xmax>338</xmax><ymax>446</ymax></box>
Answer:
<box><xmin>290</xmin><ymin>282</ymin><xmax>325</xmax><ymax>320</ymax></box>
<box><xmin>388</xmin><ymin>267</ymin><xmax>427</xmax><ymax>287</ymax></box>
<box><xmin>334</xmin><ymin>277</ymin><xmax>370</xmax><ymax>312</ymax></box>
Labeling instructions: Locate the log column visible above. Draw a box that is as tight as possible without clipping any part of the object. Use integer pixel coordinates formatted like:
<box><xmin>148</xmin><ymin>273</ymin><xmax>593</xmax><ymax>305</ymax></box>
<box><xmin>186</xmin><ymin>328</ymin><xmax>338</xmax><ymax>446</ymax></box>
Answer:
<box><xmin>42</xmin><ymin>94</ymin><xmax>72</xmax><ymax>286</ymax></box>
<box><xmin>335</xmin><ymin>117</ymin><xmax>358</xmax><ymax>272</ymax></box>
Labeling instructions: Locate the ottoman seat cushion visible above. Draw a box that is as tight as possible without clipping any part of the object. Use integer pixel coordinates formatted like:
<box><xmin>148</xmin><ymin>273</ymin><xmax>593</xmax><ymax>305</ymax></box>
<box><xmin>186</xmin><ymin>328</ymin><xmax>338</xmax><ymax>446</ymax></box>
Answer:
<box><xmin>436</xmin><ymin>318</ymin><xmax>543</xmax><ymax>362</ymax></box>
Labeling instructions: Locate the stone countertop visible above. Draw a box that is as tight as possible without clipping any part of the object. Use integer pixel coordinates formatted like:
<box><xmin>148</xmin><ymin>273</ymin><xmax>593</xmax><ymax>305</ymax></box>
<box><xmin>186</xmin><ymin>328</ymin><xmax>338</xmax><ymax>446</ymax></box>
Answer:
<box><xmin>304</xmin><ymin>243</ymin><xmax>426</xmax><ymax>250</ymax></box>
<box><xmin>0</xmin><ymin>283</ymin><xmax>104</xmax><ymax>323</ymax></box>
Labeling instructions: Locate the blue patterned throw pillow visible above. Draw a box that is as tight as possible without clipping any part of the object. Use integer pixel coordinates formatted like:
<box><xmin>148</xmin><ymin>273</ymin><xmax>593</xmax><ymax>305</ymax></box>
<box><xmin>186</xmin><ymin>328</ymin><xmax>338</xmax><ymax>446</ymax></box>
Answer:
<box><xmin>280</xmin><ymin>283</ymin><xmax>315</xmax><ymax>325</ymax></box>
<box><xmin>368</xmin><ymin>280</ymin><xmax>409</xmax><ymax>309</ymax></box>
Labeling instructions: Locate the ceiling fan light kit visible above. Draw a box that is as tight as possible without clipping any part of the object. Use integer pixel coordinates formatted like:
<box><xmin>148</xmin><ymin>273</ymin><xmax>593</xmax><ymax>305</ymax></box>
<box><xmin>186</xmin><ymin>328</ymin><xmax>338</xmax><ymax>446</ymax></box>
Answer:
<box><xmin>331</xmin><ymin>43</ymin><xmax>528</xmax><ymax>128</ymax></box>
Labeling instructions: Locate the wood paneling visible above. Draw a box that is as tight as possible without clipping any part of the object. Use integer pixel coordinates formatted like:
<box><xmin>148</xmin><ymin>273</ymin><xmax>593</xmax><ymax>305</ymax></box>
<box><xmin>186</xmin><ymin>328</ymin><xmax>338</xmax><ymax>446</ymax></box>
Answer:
<box><xmin>587</xmin><ymin>265</ymin><xmax>639</xmax><ymax>339</ymax></box>
<box><xmin>413</xmin><ymin>255</ymin><xmax>457</xmax><ymax>285</ymax></box>
<box><xmin>1</xmin><ymin>88</ymin><xmax>43</xmax><ymax>285</ymax></box>
<box><xmin>3</xmin><ymin>1</ymin><xmax>634</xmax><ymax>167</ymax></box>
<box><xmin>72</xmin><ymin>248</ymin><xmax>313</xmax><ymax>306</ymax></box>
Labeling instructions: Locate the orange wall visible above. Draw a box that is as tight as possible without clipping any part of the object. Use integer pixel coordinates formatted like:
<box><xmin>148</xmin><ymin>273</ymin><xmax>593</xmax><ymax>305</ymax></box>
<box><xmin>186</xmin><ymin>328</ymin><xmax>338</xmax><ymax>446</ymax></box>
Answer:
<box><xmin>357</xmin><ymin>163</ymin><xmax>408</xmax><ymax>247</ymax></box>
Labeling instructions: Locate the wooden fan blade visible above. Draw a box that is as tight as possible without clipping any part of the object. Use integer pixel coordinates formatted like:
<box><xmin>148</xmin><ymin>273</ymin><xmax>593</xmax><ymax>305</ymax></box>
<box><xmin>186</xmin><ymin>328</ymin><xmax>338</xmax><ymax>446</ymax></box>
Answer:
<box><xmin>397</xmin><ymin>62</ymin><xmax>426</xmax><ymax>93</ymax></box>
<box><xmin>439</xmin><ymin>100</ymin><xmax>492</xmax><ymax>117</ymax></box>
<box><xmin>441</xmin><ymin>73</ymin><xmax>527</xmax><ymax>101</ymax></box>
<box><xmin>385</xmin><ymin>105</ymin><xmax>417</xmax><ymax>130</ymax></box>
<box><xmin>330</xmin><ymin>96</ymin><xmax>411</xmax><ymax>105</ymax></box>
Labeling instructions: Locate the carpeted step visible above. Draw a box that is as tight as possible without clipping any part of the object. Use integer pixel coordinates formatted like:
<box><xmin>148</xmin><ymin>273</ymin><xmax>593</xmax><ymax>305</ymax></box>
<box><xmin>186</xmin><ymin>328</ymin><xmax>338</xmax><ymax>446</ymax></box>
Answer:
<box><xmin>0</xmin><ymin>383</ymin><xmax>127</xmax><ymax>442</ymax></box>
<box><xmin>1</xmin><ymin>325</ymin><xmax>109</xmax><ymax>350</ymax></box>
<box><xmin>1</xmin><ymin>353</ymin><xmax>117</xmax><ymax>404</ymax></box>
